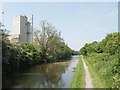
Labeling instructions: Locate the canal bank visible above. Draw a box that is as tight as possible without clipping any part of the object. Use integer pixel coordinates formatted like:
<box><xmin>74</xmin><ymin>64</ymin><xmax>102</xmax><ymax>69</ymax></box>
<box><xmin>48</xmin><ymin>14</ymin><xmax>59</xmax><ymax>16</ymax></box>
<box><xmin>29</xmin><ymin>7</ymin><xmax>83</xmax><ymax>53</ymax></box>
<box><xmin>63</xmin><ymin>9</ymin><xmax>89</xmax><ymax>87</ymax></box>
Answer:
<box><xmin>70</xmin><ymin>55</ymin><xmax>85</xmax><ymax>88</ymax></box>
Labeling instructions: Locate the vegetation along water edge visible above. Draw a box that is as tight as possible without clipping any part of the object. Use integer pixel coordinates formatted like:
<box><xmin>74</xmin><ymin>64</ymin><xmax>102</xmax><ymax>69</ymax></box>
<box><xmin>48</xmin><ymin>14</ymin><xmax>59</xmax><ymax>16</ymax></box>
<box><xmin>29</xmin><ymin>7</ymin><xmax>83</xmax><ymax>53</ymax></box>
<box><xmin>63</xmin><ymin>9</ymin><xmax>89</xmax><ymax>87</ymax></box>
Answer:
<box><xmin>2</xmin><ymin>21</ymin><xmax>78</xmax><ymax>73</ymax></box>
<box><xmin>70</xmin><ymin>56</ymin><xmax>85</xmax><ymax>88</ymax></box>
<box><xmin>70</xmin><ymin>32</ymin><xmax>119</xmax><ymax>88</ymax></box>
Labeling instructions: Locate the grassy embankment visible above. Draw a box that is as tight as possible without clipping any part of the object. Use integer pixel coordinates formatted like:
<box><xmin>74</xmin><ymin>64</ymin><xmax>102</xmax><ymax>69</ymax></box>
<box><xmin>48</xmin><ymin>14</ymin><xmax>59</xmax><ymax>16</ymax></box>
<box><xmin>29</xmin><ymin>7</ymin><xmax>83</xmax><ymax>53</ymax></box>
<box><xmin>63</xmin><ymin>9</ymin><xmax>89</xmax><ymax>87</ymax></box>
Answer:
<box><xmin>70</xmin><ymin>55</ymin><xmax>85</xmax><ymax>88</ymax></box>
<box><xmin>83</xmin><ymin>55</ymin><xmax>106</xmax><ymax>88</ymax></box>
<box><xmin>71</xmin><ymin>32</ymin><xmax>119</xmax><ymax>88</ymax></box>
<box><xmin>79</xmin><ymin>32</ymin><xmax>119</xmax><ymax>88</ymax></box>
<box><xmin>84</xmin><ymin>53</ymin><xmax>119</xmax><ymax>88</ymax></box>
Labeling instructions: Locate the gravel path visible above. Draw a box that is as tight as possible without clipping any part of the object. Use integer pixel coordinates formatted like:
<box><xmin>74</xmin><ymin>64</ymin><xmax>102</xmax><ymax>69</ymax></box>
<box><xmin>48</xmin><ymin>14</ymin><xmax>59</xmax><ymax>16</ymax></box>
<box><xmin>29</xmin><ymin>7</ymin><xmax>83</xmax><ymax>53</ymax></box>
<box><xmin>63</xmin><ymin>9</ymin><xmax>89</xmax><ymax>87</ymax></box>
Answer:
<box><xmin>81</xmin><ymin>56</ymin><xmax>93</xmax><ymax>88</ymax></box>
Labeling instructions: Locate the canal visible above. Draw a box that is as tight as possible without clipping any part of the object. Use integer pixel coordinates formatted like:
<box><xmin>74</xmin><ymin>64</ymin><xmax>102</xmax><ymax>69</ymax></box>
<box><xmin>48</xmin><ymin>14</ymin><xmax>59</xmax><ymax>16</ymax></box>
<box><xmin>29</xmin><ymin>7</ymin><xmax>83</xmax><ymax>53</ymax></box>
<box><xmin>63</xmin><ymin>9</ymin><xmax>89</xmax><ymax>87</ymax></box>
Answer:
<box><xmin>3</xmin><ymin>55</ymin><xmax>79</xmax><ymax>88</ymax></box>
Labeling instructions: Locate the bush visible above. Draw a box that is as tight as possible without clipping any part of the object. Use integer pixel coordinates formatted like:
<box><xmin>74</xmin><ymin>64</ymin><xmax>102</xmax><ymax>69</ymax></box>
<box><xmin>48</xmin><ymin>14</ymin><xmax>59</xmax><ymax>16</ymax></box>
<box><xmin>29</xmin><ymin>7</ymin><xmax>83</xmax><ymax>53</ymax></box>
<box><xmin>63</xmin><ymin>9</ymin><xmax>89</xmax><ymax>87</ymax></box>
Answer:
<box><xmin>79</xmin><ymin>32</ymin><xmax>119</xmax><ymax>88</ymax></box>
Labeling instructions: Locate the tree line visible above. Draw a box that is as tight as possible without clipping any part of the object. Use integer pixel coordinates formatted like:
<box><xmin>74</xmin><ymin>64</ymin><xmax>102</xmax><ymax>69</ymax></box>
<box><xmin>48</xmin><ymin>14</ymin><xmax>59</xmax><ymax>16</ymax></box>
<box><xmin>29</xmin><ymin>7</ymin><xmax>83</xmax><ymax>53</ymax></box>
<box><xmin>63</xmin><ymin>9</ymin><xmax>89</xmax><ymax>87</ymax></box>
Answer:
<box><xmin>80</xmin><ymin>32</ymin><xmax>119</xmax><ymax>88</ymax></box>
<box><xmin>2</xmin><ymin>21</ymin><xmax>78</xmax><ymax>73</ymax></box>
<box><xmin>80</xmin><ymin>32</ymin><xmax>119</xmax><ymax>56</ymax></box>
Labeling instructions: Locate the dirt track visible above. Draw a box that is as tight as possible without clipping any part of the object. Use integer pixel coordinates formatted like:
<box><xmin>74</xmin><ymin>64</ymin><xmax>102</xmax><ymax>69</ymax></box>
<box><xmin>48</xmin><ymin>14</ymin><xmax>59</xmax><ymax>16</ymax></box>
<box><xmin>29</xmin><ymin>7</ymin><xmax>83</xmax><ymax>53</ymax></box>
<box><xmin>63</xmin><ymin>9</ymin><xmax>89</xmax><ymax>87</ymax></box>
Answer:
<box><xmin>81</xmin><ymin>56</ymin><xmax>93</xmax><ymax>88</ymax></box>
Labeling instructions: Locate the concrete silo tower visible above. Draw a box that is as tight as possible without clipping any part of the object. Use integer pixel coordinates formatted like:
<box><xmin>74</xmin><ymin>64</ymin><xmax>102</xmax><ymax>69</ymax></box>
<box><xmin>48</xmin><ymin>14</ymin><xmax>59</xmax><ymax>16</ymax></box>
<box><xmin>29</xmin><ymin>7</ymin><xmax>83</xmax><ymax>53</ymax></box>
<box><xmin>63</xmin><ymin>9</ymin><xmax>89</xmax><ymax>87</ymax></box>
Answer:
<box><xmin>12</xmin><ymin>15</ymin><xmax>33</xmax><ymax>43</ymax></box>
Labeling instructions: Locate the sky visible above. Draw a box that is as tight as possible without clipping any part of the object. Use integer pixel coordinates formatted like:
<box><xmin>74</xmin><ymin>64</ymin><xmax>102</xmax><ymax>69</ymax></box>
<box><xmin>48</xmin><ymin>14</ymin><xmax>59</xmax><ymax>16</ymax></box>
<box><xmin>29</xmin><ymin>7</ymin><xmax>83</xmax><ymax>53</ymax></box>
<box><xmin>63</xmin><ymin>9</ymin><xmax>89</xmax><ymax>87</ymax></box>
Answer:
<box><xmin>0</xmin><ymin>2</ymin><xmax>118</xmax><ymax>51</ymax></box>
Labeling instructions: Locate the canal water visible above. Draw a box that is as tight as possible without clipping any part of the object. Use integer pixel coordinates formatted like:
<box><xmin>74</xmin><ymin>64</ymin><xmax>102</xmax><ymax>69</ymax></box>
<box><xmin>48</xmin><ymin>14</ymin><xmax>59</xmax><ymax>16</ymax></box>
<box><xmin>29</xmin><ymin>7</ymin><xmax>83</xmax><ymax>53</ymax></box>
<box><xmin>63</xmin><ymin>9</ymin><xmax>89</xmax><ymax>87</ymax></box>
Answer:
<box><xmin>3</xmin><ymin>55</ymin><xmax>79</xmax><ymax>88</ymax></box>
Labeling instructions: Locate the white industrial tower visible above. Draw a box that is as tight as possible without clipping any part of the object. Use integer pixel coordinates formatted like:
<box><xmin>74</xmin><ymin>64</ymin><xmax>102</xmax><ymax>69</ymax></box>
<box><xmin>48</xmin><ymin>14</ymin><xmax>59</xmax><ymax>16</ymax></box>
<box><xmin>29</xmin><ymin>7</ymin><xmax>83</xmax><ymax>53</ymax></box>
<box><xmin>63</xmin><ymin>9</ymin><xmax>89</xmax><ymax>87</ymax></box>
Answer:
<box><xmin>11</xmin><ymin>15</ymin><xmax>33</xmax><ymax>43</ymax></box>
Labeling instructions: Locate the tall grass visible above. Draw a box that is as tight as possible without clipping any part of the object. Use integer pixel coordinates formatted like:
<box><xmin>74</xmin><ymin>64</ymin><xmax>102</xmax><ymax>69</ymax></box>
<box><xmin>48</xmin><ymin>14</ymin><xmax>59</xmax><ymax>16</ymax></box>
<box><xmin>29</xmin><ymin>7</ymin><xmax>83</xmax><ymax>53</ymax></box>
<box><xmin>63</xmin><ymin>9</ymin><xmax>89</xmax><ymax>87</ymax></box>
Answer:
<box><xmin>70</xmin><ymin>56</ymin><xmax>85</xmax><ymax>88</ymax></box>
<box><xmin>84</xmin><ymin>53</ymin><xmax>119</xmax><ymax>88</ymax></box>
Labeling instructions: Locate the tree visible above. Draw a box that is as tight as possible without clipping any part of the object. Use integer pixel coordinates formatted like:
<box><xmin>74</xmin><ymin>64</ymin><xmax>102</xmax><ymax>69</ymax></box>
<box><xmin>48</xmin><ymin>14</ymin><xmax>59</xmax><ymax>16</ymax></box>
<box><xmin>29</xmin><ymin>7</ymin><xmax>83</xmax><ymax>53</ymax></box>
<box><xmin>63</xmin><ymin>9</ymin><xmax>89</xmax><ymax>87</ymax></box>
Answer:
<box><xmin>34</xmin><ymin>20</ymin><xmax>64</xmax><ymax>62</ymax></box>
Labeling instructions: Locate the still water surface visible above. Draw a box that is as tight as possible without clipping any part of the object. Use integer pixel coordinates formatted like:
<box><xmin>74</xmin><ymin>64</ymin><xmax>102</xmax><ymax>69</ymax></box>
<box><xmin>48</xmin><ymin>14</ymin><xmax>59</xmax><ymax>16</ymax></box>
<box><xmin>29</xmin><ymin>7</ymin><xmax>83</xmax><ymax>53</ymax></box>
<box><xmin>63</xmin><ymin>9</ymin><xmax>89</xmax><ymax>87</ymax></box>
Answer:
<box><xmin>3</xmin><ymin>55</ymin><xmax>79</xmax><ymax>88</ymax></box>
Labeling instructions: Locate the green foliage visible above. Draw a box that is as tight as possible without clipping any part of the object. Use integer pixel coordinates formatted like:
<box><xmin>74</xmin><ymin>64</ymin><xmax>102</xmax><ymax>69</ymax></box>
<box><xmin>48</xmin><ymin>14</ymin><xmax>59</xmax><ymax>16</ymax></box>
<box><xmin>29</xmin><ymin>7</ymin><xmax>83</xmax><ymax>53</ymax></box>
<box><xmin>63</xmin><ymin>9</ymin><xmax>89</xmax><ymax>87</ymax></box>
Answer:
<box><xmin>2</xmin><ymin>21</ymin><xmax>74</xmax><ymax>73</ymax></box>
<box><xmin>33</xmin><ymin>20</ymin><xmax>73</xmax><ymax>62</ymax></box>
<box><xmin>2</xmin><ymin>40</ymin><xmax>42</xmax><ymax>72</ymax></box>
<box><xmin>84</xmin><ymin>55</ymin><xmax>107</xmax><ymax>88</ymax></box>
<box><xmin>80</xmin><ymin>32</ymin><xmax>119</xmax><ymax>55</ymax></box>
<box><xmin>79</xmin><ymin>32</ymin><xmax>119</xmax><ymax>88</ymax></box>
<box><xmin>84</xmin><ymin>53</ymin><xmax>119</xmax><ymax>88</ymax></box>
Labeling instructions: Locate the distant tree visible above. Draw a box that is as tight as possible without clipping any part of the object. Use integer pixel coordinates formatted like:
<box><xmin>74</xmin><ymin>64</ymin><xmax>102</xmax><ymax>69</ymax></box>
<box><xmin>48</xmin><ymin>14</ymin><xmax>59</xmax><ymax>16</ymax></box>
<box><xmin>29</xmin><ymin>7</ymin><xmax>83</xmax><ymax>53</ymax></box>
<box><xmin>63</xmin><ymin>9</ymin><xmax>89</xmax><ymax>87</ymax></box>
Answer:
<box><xmin>80</xmin><ymin>32</ymin><xmax>119</xmax><ymax>55</ymax></box>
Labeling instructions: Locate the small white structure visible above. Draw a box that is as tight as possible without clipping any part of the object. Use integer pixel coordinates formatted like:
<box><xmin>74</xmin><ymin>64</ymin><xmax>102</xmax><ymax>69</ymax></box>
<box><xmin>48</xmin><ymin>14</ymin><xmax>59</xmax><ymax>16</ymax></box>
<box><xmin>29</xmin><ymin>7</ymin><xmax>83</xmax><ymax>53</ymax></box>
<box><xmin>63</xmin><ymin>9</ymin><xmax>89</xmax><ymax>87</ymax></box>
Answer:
<box><xmin>11</xmin><ymin>15</ymin><xmax>33</xmax><ymax>43</ymax></box>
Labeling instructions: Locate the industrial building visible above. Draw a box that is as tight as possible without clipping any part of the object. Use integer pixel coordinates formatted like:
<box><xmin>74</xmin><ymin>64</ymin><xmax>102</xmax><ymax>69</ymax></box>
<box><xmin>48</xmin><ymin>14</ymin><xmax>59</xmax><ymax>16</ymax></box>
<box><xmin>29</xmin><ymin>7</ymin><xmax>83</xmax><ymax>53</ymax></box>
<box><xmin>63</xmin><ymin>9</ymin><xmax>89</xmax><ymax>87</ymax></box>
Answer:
<box><xmin>11</xmin><ymin>15</ymin><xmax>33</xmax><ymax>43</ymax></box>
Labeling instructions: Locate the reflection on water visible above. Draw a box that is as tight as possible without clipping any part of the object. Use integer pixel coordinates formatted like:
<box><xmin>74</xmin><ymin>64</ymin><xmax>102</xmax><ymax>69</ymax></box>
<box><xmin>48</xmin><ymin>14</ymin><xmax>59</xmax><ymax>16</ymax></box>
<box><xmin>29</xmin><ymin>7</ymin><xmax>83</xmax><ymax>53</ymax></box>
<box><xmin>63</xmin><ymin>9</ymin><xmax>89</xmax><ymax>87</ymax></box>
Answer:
<box><xmin>3</xmin><ymin>55</ymin><xmax>79</xmax><ymax>88</ymax></box>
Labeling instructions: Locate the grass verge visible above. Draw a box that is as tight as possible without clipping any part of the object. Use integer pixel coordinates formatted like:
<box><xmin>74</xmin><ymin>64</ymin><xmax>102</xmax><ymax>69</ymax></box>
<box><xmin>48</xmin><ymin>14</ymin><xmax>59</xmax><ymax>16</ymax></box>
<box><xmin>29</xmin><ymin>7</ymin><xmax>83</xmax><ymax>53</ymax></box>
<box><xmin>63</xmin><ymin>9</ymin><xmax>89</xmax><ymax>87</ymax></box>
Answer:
<box><xmin>70</xmin><ymin>55</ymin><xmax>85</xmax><ymax>88</ymax></box>
<box><xmin>84</xmin><ymin>53</ymin><xmax>119</xmax><ymax>88</ymax></box>
<box><xmin>84</xmin><ymin>56</ymin><xmax>106</xmax><ymax>88</ymax></box>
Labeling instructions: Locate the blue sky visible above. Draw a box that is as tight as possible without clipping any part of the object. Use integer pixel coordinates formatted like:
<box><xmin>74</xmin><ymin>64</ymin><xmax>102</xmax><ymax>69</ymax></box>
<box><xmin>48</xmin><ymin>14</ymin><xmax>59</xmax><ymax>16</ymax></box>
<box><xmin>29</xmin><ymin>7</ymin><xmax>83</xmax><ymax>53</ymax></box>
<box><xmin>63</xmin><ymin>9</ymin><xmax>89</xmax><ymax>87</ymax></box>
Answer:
<box><xmin>1</xmin><ymin>2</ymin><xmax>118</xmax><ymax>51</ymax></box>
